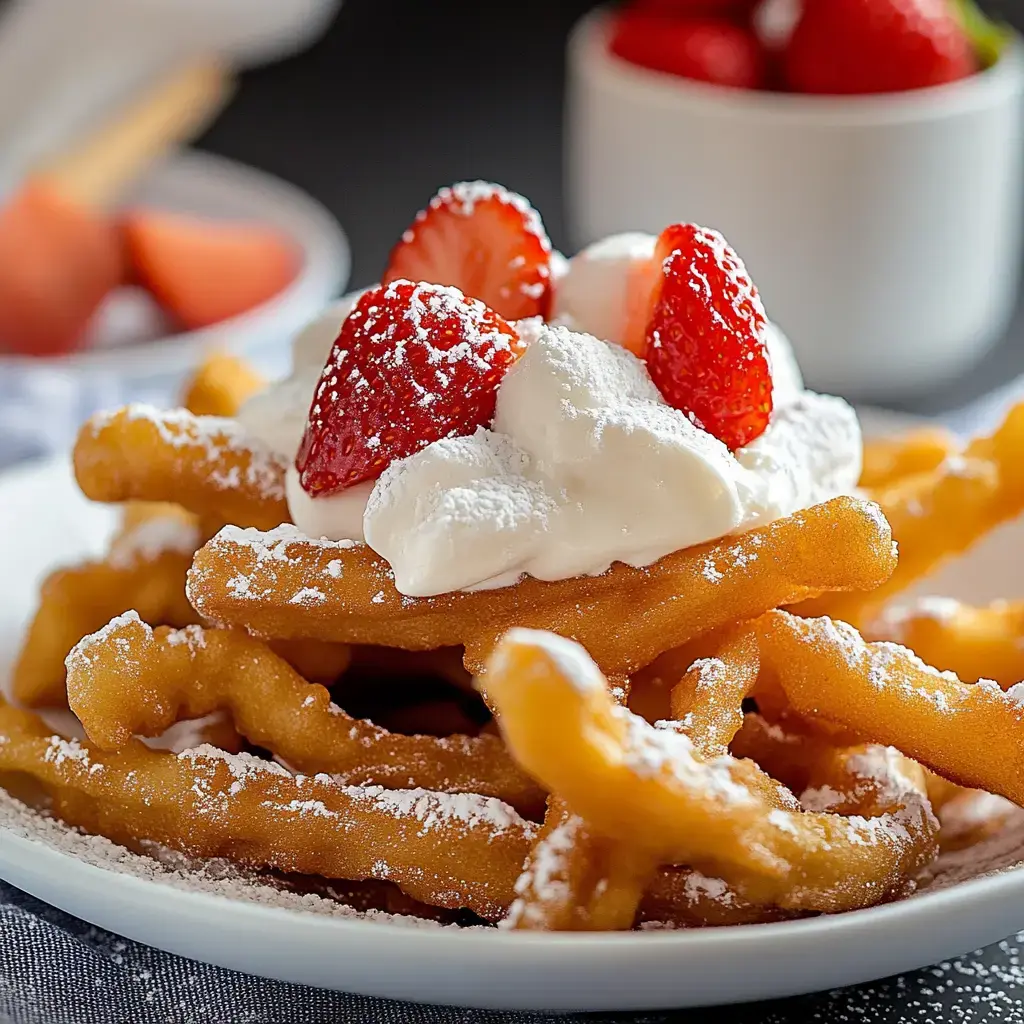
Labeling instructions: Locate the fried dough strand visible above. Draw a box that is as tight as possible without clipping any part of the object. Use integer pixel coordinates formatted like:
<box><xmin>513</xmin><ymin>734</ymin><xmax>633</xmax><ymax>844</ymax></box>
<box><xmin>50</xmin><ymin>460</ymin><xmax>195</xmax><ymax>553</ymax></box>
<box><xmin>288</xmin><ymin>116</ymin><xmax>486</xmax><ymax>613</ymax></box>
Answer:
<box><xmin>485</xmin><ymin>628</ymin><xmax>938</xmax><ymax>914</ymax></box>
<box><xmin>867</xmin><ymin>598</ymin><xmax>1024</xmax><ymax>689</ymax></box>
<box><xmin>504</xmin><ymin>671</ymin><xmax>650</xmax><ymax>933</ymax></box>
<box><xmin>188</xmin><ymin>496</ymin><xmax>895</xmax><ymax>676</ymax></box>
<box><xmin>800</xmin><ymin>403</ymin><xmax>1024</xmax><ymax>627</ymax></box>
<box><xmin>181</xmin><ymin>352</ymin><xmax>266</xmax><ymax>419</ymax></box>
<box><xmin>759</xmin><ymin>611</ymin><xmax>1024</xmax><ymax>803</ymax></box>
<box><xmin>859</xmin><ymin>427</ymin><xmax>960</xmax><ymax>491</ymax></box>
<box><xmin>11</xmin><ymin>512</ymin><xmax>199</xmax><ymax>708</ymax></box>
<box><xmin>504</xmin><ymin>797</ymin><xmax>654</xmax><ymax>931</ymax></box>
<box><xmin>65</xmin><ymin>613</ymin><xmax>544</xmax><ymax>816</ymax></box>
<box><xmin>74</xmin><ymin>405</ymin><xmax>288</xmax><ymax>531</ymax></box>
<box><xmin>0</xmin><ymin>698</ymin><xmax>531</xmax><ymax>920</ymax></box>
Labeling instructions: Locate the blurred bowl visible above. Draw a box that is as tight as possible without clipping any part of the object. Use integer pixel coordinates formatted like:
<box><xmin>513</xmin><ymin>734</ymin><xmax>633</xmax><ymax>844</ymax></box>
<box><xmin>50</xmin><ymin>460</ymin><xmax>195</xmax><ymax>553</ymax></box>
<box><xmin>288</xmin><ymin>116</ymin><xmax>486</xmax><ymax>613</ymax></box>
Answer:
<box><xmin>0</xmin><ymin>149</ymin><xmax>348</xmax><ymax>467</ymax></box>
<box><xmin>566</xmin><ymin>9</ymin><xmax>1024</xmax><ymax>402</ymax></box>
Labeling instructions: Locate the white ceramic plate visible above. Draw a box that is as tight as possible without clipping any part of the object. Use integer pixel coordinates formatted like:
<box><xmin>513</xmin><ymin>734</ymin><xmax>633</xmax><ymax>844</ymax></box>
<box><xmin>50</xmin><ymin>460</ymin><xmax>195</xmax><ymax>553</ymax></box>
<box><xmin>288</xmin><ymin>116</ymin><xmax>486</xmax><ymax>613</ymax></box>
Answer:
<box><xmin>3</xmin><ymin>430</ymin><xmax>1024</xmax><ymax>1013</ymax></box>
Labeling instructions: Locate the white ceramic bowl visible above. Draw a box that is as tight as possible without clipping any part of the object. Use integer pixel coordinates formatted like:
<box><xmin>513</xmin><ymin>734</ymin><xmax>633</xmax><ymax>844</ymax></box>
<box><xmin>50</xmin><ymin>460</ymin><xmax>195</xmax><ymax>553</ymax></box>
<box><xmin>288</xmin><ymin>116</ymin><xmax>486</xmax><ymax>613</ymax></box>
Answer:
<box><xmin>566</xmin><ymin>10</ymin><xmax>1024</xmax><ymax>402</ymax></box>
<box><xmin>0</xmin><ymin>149</ymin><xmax>348</xmax><ymax>467</ymax></box>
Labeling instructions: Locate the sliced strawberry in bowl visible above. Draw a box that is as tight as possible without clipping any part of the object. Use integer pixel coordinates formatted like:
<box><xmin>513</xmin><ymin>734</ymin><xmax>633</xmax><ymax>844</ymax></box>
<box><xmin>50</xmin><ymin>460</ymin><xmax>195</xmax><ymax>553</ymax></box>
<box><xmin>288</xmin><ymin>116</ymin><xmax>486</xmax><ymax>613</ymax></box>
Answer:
<box><xmin>296</xmin><ymin>279</ymin><xmax>526</xmax><ymax>497</ymax></box>
<box><xmin>643</xmin><ymin>223</ymin><xmax>773</xmax><ymax>451</ymax></box>
<box><xmin>383</xmin><ymin>181</ymin><xmax>553</xmax><ymax>321</ymax></box>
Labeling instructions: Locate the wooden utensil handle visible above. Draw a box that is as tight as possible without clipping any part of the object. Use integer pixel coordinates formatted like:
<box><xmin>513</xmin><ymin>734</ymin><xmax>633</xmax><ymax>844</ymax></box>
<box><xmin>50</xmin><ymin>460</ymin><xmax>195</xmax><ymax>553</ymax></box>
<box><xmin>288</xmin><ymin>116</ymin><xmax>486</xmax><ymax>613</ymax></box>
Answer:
<box><xmin>35</xmin><ymin>60</ymin><xmax>234</xmax><ymax>209</ymax></box>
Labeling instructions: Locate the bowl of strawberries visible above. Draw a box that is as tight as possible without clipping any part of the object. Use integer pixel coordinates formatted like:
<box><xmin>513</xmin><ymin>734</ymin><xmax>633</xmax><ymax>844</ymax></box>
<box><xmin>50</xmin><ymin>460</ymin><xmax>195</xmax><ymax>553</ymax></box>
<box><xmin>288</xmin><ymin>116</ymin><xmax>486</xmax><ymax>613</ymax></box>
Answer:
<box><xmin>0</xmin><ymin>150</ymin><xmax>348</xmax><ymax>467</ymax></box>
<box><xmin>567</xmin><ymin>0</ymin><xmax>1024</xmax><ymax>401</ymax></box>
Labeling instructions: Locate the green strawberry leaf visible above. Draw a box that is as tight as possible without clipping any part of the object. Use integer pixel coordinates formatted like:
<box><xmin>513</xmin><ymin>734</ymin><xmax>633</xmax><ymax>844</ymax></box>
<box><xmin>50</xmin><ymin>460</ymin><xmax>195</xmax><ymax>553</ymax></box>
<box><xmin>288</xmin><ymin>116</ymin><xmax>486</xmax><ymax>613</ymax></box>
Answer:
<box><xmin>950</xmin><ymin>0</ymin><xmax>1013</xmax><ymax>69</ymax></box>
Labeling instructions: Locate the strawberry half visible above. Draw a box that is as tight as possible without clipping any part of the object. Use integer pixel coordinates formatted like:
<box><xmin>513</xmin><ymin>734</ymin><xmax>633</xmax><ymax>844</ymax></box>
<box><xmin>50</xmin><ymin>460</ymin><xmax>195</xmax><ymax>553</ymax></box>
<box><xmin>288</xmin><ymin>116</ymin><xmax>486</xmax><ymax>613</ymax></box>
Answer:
<box><xmin>296</xmin><ymin>280</ymin><xmax>525</xmax><ymax>496</ymax></box>
<box><xmin>644</xmin><ymin>223</ymin><xmax>772</xmax><ymax>450</ymax></box>
<box><xmin>382</xmin><ymin>181</ymin><xmax>553</xmax><ymax>321</ymax></box>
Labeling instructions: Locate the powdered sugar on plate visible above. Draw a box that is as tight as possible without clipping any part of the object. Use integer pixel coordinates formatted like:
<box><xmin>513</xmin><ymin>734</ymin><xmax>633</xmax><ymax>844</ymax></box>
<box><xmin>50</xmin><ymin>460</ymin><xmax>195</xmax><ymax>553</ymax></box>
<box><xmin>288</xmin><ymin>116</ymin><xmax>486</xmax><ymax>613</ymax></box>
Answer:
<box><xmin>0</xmin><ymin>787</ymin><xmax>454</xmax><ymax>929</ymax></box>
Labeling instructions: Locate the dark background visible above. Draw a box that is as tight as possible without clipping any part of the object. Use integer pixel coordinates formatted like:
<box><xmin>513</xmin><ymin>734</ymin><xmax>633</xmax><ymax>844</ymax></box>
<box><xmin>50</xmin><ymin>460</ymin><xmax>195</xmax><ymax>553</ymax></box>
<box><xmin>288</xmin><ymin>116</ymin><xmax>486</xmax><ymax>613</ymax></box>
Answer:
<box><xmin>201</xmin><ymin>0</ymin><xmax>603</xmax><ymax>288</ymax></box>
<box><xmin>198</xmin><ymin>0</ymin><xmax>1024</xmax><ymax>290</ymax></box>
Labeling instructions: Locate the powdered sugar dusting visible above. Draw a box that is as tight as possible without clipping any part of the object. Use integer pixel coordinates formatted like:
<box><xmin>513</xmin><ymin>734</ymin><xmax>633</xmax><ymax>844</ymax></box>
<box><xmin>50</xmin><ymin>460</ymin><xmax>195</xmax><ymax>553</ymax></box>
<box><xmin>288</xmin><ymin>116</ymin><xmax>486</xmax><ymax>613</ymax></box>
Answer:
<box><xmin>174</xmin><ymin>747</ymin><xmax>531</xmax><ymax>838</ymax></box>
<box><xmin>499</xmin><ymin>629</ymin><xmax>605</xmax><ymax>694</ymax></box>
<box><xmin>681</xmin><ymin>870</ymin><xmax>736</xmax><ymax>909</ymax></box>
<box><xmin>64</xmin><ymin>610</ymin><xmax>150</xmax><ymax>674</ymax></box>
<box><xmin>215</xmin><ymin>524</ymin><xmax>357</xmax><ymax>558</ymax></box>
<box><xmin>43</xmin><ymin>736</ymin><xmax>99</xmax><ymax>772</ymax></box>
<box><xmin>201</xmin><ymin>525</ymin><xmax>357</xmax><ymax>604</ymax></box>
<box><xmin>429</xmin><ymin>181</ymin><xmax>552</xmax><ymax>257</ymax></box>
<box><xmin>178</xmin><ymin>745</ymin><xmax>291</xmax><ymax>798</ymax></box>
<box><xmin>347</xmin><ymin>786</ymin><xmax>530</xmax><ymax>837</ymax></box>
<box><xmin>799</xmin><ymin>616</ymin><xmax>982</xmax><ymax>714</ymax></box>
<box><xmin>165</xmin><ymin>623</ymin><xmax>206</xmax><ymax>652</ymax></box>
<box><xmin>502</xmin><ymin>816</ymin><xmax>580</xmax><ymax>929</ymax></box>
<box><xmin>95</xmin><ymin>404</ymin><xmax>286</xmax><ymax>501</ymax></box>
<box><xmin>620</xmin><ymin>712</ymin><xmax>754</xmax><ymax>806</ymax></box>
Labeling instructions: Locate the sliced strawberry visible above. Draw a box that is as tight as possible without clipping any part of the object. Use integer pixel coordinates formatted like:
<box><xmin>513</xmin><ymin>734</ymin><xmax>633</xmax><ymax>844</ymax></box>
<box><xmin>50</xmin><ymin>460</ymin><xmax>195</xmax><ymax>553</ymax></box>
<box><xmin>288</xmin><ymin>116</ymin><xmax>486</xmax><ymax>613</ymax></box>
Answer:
<box><xmin>644</xmin><ymin>223</ymin><xmax>772</xmax><ymax>450</ymax></box>
<box><xmin>382</xmin><ymin>181</ymin><xmax>553</xmax><ymax>321</ymax></box>
<box><xmin>0</xmin><ymin>182</ymin><xmax>123</xmax><ymax>356</ymax></box>
<box><xmin>121</xmin><ymin>209</ymin><xmax>298</xmax><ymax>330</ymax></box>
<box><xmin>296</xmin><ymin>280</ymin><xmax>526</xmax><ymax>496</ymax></box>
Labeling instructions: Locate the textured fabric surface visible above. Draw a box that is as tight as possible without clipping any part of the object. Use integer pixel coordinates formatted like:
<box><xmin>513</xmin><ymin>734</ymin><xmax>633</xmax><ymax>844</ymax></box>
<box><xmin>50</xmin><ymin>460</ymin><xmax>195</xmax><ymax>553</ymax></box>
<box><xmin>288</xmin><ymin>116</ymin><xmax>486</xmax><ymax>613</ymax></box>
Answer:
<box><xmin>3</xmin><ymin>879</ymin><xmax>1024</xmax><ymax>1024</ymax></box>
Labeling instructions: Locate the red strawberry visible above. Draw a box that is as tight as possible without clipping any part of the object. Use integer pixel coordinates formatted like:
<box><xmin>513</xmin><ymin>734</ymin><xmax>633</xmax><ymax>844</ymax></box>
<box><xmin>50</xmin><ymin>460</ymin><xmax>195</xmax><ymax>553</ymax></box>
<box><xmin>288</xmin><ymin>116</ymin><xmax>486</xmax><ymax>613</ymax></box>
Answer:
<box><xmin>784</xmin><ymin>0</ymin><xmax>975</xmax><ymax>95</ymax></box>
<box><xmin>296</xmin><ymin>280</ymin><xmax>525</xmax><ymax>495</ymax></box>
<box><xmin>383</xmin><ymin>182</ymin><xmax>552</xmax><ymax>321</ymax></box>
<box><xmin>644</xmin><ymin>223</ymin><xmax>772</xmax><ymax>450</ymax></box>
<box><xmin>609</xmin><ymin>11</ymin><xmax>767</xmax><ymax>90</ymax></box>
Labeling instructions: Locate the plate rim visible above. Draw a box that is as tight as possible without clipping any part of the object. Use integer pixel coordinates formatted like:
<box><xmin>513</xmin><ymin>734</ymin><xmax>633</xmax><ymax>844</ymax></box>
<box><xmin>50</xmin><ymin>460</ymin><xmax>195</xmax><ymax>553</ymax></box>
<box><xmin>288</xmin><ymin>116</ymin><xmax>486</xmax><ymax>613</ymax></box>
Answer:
<box><xmin>3</xmin><ymin>815</ymin><xmax>1024</xmax><ymax>949</ymax></box>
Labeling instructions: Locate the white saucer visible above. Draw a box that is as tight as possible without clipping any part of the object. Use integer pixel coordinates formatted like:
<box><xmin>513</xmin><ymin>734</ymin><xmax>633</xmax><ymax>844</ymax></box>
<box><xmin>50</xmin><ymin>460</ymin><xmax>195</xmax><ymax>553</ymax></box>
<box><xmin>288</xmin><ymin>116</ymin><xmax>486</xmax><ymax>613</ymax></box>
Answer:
<box><xmin>3</xmin><ymin>449</ymin><xmax>1024</xmax><ymax>1013</ymax></box>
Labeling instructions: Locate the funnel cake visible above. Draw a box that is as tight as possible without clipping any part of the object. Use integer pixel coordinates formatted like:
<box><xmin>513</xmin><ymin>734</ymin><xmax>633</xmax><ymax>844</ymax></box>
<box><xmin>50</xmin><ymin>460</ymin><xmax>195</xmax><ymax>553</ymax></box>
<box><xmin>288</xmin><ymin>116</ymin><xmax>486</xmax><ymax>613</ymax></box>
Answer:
<box><xmin>9</xmin><ymin>182</ymin><xmax>1024</xmax><ymax>935</ymax></box>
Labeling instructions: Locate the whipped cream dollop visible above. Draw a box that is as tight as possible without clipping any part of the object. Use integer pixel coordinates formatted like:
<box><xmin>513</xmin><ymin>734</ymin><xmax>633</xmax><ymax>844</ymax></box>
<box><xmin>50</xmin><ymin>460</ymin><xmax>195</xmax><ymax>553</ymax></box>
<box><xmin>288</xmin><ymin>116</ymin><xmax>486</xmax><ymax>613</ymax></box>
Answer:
<box><xmin>364</xmin><ymin>322</ymin><xmax>858</xmax><ymax>595</ymax></box>
<box><xmin>238</xmin><ymin>243</ymin><xmax>861</xmax><ymax>597</ymax></box>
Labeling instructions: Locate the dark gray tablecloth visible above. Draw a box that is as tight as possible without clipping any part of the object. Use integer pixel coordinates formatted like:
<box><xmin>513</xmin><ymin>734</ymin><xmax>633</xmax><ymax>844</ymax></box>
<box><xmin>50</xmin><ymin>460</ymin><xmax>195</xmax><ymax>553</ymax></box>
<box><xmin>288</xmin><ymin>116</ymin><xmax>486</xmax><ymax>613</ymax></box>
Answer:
<box><xmin>3</xmin><ymin>878</ymin><xmax>1024</xmax><ymax>1024</ymax></box>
